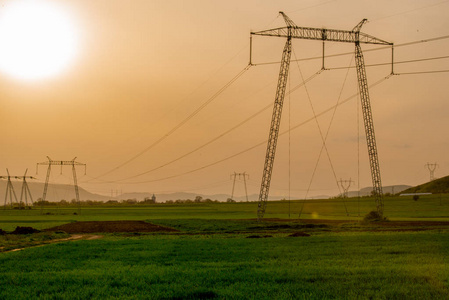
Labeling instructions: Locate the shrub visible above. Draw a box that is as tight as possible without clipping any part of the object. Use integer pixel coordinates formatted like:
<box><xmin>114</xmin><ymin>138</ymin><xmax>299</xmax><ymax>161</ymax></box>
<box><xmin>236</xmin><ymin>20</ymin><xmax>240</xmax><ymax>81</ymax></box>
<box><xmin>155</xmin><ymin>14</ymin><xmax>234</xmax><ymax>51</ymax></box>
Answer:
<box><xmin>362</xmin><ymin>210</ymin><xmax>387</xmax><ymax>222</ymax></box>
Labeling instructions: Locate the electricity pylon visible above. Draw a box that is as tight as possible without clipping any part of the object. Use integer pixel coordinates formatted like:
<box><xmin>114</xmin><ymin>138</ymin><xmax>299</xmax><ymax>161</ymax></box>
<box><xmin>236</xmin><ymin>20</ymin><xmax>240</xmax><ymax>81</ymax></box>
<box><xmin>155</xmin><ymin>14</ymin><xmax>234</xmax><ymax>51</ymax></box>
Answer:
<box><xmin>230</xmin><ymin>172</ymin><xmax>249</xmax><ymax>202</ymax></box>
<box><xmin>252</xmin><ymin>12</ymin><xmax>392</xmax><ymax>220</ymax></box>
<box><xmin>15</xmin><ymin>169</ymin><xmax>36</xmax><ymax>208</ymax></box>
<box><xmin>36</xmin><ymin>157</ymin><xmax>86</xmax><ymax>213</ymax></box>
<box><xmin>425</xmin><ymin>162</ymin><xmax>438</xmax><ymax>181</ymax></box>
<box><xmin>338</xmin><ymin>178</ymin><xmax>354</xmax><ymax>198</ymax></box>
<box><xmin>1</xmin><ymin>169</ymin><xmax>36</xmax><ymax>209</ymax></box>
<box><xmin>1</xmin><ymin>169</ymin><xmax>19</xmax><ymax>208</ymax></box>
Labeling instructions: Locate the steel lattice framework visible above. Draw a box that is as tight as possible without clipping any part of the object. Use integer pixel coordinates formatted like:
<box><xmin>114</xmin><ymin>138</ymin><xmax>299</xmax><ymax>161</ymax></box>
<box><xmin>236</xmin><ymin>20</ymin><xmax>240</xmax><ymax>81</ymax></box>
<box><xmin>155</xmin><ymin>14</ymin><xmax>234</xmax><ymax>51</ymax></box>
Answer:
<box><xmin>1</xmin><ymin>169</ymin><xmax>19</xmax><ymax>208</ymax></box>
<box><xmin>256</xmin><ymin>36</ymin><xmax>292</xmax><ymax>219</ymax></box>
<box><xmin>36</xmin><ymin>156</ymin><xmax>86</xmax><ymax>214</ymax></box>
<box><xmin>254</xmin><ymin>13</ymin><xmax>392</xmax><ymax>220</ymax></box>
<box><xmin>15</xmin><ymin>169</ymin><xmax>36</xmax><ymax>207</ymax></box>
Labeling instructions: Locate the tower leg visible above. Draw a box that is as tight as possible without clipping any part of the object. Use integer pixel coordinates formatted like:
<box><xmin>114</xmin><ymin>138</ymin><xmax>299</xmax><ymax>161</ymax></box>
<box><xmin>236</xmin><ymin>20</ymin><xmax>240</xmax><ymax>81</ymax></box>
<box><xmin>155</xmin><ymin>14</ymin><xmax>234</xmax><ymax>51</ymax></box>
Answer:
<box><xmin>41</xmin><ymin>165</ymin><xmax>52</xmax><ymax>214</ymax></box>
<box><xmin>355</xmin><ymin>42</ymin><xmax>384</xmax><ymax>217</ymax></box>
<box><xmin>231</xmin><ymin>172</ymin><xmax>237</xmax><ymax>201</ymax></box>
<box><xmin>72</xmin><ymin>164</ymin><xmax>81</xmax><ymax>214</ymax></box>
<box><xmin>257</xmin><ymin>37</ymin><xmax>292</xmax><ymax>220</ymax></box>
<box><xmin>243</xmin><ymin>173</ymin><xmax>249</xmax><ymax>202</ymax></box>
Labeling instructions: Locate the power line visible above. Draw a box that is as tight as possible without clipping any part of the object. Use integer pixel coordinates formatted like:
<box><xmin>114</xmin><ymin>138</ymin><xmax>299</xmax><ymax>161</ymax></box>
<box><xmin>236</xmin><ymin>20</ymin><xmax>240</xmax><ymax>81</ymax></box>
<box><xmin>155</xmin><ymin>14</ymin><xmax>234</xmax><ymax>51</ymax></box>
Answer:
<box><xmin>327</xmin><ymin>54</ymin><xmax>449</xmax><ymax>70</ymax></box>
<box><xmin>104</xmin><ymin>75</ymin><xmax>389</xmax><ymax>185</ymax></box>
<box><xmin>304</xmin><ymin>55</ymin><xmax>354</xmax><ymax>199</ymax></box>
<box><xmin>371</xmin><ymin>0</ymin><xmax>449</xmax><ymax>22</ymax></box>
<box><xmin>292</xmin><ymin>48</ymin><xmax>340</xmax><ymax>200</ymax></box>
<box><xmin>86</xmin><ymin>70</ymin><xmax>322</xmax><ymax>184</ymax></box>
<box><xmin>287</xmin><ymin>0</ymin><xmax>337</xmax><ymax>14</ymax></box>
<box><xmin>252</xmin><ymin>35</ymin><xmax>449</xmax><ymax>66</ymax></box>
<box><xmin>395</xmin><ymin>69</ymin><xmax>449</xmax><ymax>75</ymax></box>
<box><xmin>88</xmin><ymin>64</ymin><xmax>252</xmax><ymax>182</ymax></box>
<box><xmin>87</xmin><ymin>35</ymin><xmax>447</xmax><ymax>189</ymax></box>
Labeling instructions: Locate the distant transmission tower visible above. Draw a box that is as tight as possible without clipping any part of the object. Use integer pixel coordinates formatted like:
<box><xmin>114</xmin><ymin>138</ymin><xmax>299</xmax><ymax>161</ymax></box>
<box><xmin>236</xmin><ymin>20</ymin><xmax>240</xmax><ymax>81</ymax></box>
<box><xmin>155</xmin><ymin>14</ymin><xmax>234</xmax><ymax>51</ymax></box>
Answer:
<box><xmin>1</xmin><ymin>169</ymin><xmax>19</xmax><ymax>209</ymax></box>
<box><xmin>230</xmin><ymin>172</ymin><xmax>249</xmax><ymax>202</ymax></box>
<box><xmin>36</xmin><ymin>157</ymin><xmax>86</xmax><ymax>214</ymax></box>
<box><xmin>15</xmin><ymin>169</ymin><xmax>36</xmax><ymax>208</ymax></box>
<box><xmin>338</xmin><ymin>178</ymin><xmax>354</xmax><ymax>198</ymax></box>
<box><xmin>1</xmin><ymin>169</ymin><xmax>36</xmax><ymax>209</ymax></box>
<box><xmin>425</xmin><ymin>162</ymin><xmax>438</xmax><ymax>181</ymax></box>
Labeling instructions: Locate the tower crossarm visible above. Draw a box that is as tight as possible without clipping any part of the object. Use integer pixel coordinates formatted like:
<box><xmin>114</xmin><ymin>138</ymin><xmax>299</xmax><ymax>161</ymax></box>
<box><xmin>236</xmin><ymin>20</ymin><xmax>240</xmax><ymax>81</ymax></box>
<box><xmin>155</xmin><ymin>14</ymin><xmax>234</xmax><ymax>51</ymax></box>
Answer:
<box><xmin>251</xmin><ymin>26</ymin><xmax>392</xmax><ymax>46</ymax></box>
<box><xmin>37</xmin><ymin>157</ymin><xmax>86</xmax><ymax>166</ymax></box>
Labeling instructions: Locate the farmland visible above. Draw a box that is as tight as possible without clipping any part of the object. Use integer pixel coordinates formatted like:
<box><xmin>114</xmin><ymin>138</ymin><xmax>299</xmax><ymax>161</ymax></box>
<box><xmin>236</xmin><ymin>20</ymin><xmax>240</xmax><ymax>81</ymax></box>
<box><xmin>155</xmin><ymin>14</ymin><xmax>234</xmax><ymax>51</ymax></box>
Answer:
<box><xmin>1</xmin><ymin>195</ymin><xmax>449</xmax><ymax>299</ymax></box>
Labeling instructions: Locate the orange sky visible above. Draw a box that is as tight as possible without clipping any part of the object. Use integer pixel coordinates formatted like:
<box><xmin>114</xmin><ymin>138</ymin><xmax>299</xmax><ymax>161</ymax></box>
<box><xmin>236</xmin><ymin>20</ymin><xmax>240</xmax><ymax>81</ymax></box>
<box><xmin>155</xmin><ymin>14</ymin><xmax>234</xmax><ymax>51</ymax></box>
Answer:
<box><xmin>1</xmin><ymin>0</ymin><xmax>448</xmax><ymax>199</ymax></box>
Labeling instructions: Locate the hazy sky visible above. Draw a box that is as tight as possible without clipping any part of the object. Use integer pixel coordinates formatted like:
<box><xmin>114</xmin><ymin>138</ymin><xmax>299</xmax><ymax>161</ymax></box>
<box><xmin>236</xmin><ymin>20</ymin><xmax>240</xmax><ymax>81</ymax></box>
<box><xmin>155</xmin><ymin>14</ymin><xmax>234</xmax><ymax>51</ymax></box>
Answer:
<box><xmin>1</xmin><ymin>0</ymin><xmax>448</xmax><ymax>199</ymax></box>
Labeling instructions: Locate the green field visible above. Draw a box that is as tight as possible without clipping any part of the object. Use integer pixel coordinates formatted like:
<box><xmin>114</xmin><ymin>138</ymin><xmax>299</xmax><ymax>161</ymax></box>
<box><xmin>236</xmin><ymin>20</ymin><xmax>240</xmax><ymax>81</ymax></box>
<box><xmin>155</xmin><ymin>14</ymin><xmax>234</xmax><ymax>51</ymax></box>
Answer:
<box><xmin>1</xmin><ymin>195</ymin><xmax>448</xmax><ymax>299</ymax></box>
<box><xmin>1</xmin><ymin>194</ymin><xmax>448</xmax><ymax>231</ymax></box>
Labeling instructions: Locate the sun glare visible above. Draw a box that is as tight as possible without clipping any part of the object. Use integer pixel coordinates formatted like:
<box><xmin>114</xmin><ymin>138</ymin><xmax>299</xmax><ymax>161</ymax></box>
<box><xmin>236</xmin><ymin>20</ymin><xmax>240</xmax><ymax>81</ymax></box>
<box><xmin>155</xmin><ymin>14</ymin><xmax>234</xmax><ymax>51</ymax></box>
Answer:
<box><xmin>0</xmin><ymin>0</ymin><xmax>79</xmax><ymax>81</ymax></box>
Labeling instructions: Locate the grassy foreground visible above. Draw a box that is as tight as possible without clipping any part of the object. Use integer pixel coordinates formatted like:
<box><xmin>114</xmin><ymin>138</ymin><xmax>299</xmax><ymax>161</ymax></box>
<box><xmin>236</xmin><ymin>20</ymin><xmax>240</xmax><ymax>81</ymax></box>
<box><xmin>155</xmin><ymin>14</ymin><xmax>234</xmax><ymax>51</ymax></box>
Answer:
<box><xmin>1</xmin><ymin>196</ymin><xmax>448</xmax><ymax>299</ymax></box>
<box><xmin>1</xmin><ymin>231</ymin><xmax>448</xmax><ymax>299</ymax></box>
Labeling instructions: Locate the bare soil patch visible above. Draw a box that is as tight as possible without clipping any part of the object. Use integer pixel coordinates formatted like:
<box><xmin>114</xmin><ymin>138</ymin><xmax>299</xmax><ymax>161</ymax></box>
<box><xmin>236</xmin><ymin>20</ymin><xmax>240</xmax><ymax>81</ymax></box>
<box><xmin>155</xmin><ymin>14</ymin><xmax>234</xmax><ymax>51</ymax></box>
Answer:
<box><xmin>45</xmin><ymin>221</ymin><xmax>179</xmax><ymax>234</ymax></box>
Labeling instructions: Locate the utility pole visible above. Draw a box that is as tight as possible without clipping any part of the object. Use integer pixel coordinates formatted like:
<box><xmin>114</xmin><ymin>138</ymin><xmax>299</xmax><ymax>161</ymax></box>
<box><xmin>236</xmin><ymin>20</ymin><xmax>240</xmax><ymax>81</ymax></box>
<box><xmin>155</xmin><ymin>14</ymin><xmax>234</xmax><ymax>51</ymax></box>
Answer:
<box><xmin>425</xmin><ymin>162</ymin><xmax>438</xmax><ymax>181</ymax></box>
<box><xmin>230</xmin><ymin>172</ymin><xmax>249</xmax><ymax>202</ymax></box>
<box><xmin>36</xmin><ymin>157</ymin><xmax>86</xmax><ymax>214</ymax></box>
<box><xmin>251</xmin><ymin>12</ymin><xmax>392</xmax><ymax>220</ymax></box>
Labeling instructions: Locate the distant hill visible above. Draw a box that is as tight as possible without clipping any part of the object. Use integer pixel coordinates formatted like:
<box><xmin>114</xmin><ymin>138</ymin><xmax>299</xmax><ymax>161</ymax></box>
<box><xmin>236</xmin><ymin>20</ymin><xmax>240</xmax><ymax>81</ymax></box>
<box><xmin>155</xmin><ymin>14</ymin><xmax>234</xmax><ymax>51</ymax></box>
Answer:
<box><xmin>118</xmin><ymin>192</ymin><xmax>305</xmax><ymax>202</ymax></box>
<box><xmin>345</xmin><ymin>185</ymin><xmax>411</xmax><ymax>198</ymax></box>
<box><xmin>0</xmin><ymin>181</ymin><xmax>112</xmax><ymax>203</ymax></box>
<box><xmin>400</xmin><ymin>175</ymin><xmax>449</xmax><ymax>194</ymax></box>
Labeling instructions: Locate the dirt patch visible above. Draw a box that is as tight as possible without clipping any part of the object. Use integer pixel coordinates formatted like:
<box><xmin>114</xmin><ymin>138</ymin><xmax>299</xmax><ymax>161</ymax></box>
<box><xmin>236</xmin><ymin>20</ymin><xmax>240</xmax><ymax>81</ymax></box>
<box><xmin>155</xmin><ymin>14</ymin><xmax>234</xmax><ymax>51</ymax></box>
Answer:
<box><xmin>11</xmin><ymin>226</ymin><xmax>40</xmax><ymax>235</ymax></box>
<box><xmin>246</xmin><ymin>235</ymin><xmax>273</xmax><ymax>239</ymax></box>
<box><xmin>45</xmin><ymin>221</ymin><xmax>178</xmax><ymax>234</ymax></box>
<box><xmin>288</xmin><ymin>232</ymin><xmax>311</xmax><ymax>237</ymax></box>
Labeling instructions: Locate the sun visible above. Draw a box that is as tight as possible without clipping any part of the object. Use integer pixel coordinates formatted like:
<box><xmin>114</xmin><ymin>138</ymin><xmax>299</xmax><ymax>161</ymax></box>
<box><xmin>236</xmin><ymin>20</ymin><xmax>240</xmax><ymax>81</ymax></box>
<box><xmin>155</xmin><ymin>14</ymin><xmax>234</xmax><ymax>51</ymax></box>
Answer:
<box><xmin>0</xmin><ymin>0</ymin><xmax>79</xmax><ymax>81</ymax></box>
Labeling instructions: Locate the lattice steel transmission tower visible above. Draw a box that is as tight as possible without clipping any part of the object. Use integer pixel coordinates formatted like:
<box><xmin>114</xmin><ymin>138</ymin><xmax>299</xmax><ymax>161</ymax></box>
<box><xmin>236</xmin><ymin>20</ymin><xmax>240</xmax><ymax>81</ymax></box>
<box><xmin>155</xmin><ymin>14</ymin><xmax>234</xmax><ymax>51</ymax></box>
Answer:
<box><xmin>338</xmin><ymin>178</ymin><xmax>354</xmax><ymax>198</ymax></box>
<box><xmin>230</xmin><ymin>172</ymin><xmax>249</xmax><ymax>202</ymax></box>
<box><xmin>425</xmin><ymin>162</ymin><xmax>438</xmax><ymax>181</ymax></box>
<box><xmin>1</xmin><ymin>169</ymin><xmax>18</xmax><ymax>208</ymax></box>
<box><xmin>252</xmin><ymin>12</ymin><xmax>392</xmax><ymax>220</ymax></box>
<box><xmin>15</xmin><ymin>169</ymin><xmax>36</xmax><ymax>208</ymax></box>
<box><xmin>36</xmin><ymin>157</ymin><xmax>86</xmax><ymax>213</ymax></box>
<box><xmin>1</xmin><ymin>169</ymin><xmax>36</xmax><ymax>209</ymax></box>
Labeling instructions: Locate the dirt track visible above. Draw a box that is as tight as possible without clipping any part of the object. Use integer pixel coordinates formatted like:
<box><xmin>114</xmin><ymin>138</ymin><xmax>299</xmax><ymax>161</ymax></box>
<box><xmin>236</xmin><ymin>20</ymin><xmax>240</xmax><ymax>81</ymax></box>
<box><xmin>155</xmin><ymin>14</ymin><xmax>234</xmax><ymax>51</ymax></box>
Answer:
<box><xmin>3</xmin><ymin>234</ymin><xmax>103</xmax><ymax>253</ymax></box>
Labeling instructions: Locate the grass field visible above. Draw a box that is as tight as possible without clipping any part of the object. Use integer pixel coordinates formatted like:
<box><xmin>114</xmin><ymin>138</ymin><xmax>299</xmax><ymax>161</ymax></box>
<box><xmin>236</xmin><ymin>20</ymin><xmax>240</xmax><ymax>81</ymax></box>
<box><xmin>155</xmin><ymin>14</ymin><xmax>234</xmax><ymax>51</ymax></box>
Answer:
<box><xmin>1</xmin><ymin>231</ymin><xmax>448</xmax><ymax>299</ymax></box>
<box><xmin>1</xmin><ymin>194</ymin><xmax>448</xmax><ymax>231</ymax></box>
<box><xmin>0</xmin><ymin>195</ymin><xmax>448</xmax><ymax>299</ymax></box>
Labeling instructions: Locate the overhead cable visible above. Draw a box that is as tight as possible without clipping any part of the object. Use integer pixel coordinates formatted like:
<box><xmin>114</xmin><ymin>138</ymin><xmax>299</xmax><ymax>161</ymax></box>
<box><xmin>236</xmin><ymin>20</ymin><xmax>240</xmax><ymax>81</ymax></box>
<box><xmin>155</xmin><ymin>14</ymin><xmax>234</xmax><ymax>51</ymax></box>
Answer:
<box><xmin>252</xmin><ymin>35</ymin><xmax>449</xmax><ymax>66</ymax></box>
<box><xmin>111</xmin><ymin>76</ymin><xmax>389</xmax><ymax>185</ymax></box>
<box><xmin>87</xmin><ymin>64</ymin><xmax>251</xmax><ymax>182</ymax></box>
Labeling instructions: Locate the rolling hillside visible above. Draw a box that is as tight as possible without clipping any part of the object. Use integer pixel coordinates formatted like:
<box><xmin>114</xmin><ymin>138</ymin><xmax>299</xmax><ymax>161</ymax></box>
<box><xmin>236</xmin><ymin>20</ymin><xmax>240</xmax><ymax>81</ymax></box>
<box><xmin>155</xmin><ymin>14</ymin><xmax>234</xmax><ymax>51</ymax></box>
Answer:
<box><xmin>0</xmin><ymin>181</ymin><xmax>112</xmax><ymax>203</ymax></box>
<box><xmin>401</xmin><ymin>175</ymin><xmax>449</xmax><ymax>194</ymax></box>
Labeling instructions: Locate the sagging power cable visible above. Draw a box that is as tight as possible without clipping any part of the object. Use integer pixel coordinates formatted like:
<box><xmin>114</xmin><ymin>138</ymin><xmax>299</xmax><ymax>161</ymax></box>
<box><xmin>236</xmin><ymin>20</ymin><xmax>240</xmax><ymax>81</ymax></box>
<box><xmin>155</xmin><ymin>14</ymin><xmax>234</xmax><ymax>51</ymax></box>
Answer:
<box><xmin>104</xmin><ymin>75</ymin><xmax>389</xmax><ymax>185</ymax></box>
<box><xmin>252</xmin><ymin>35</ymin><xmax>449</xmax><ymax>66</ymax></box>
<box><xmin>85</xmin><ymin>70</ymin><xmax>322</xmax><ymax>184</ymax></box>
<box><xmin>87</xmin><ymin>64</ymin><xmax>251</xmax><ymax>182</ymax></box>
